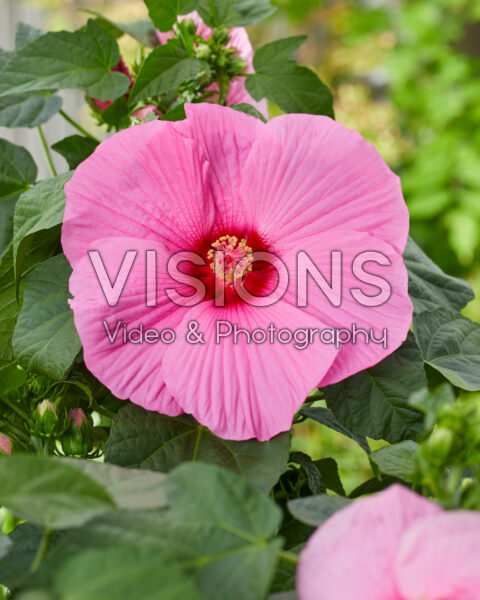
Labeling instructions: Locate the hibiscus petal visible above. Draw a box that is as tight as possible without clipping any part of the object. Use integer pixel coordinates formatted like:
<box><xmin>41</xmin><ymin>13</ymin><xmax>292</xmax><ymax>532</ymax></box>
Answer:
<box><xmin>282</xmin><ymin>228</ymin><xmax>412</xmax><ymax>386</ymax></box>
<box><xmin>62</xmin><ymin>119</ymin><xmax>214</xmax><ymax>268</ymax></box>
<box><xmin>241</xmin><ymin>114</ymin><xmax>409</xmax><ymax>255</ymax></box>
<box><xmin>69</xmin><ymin>236</ymin><xmax>191</xmax><ymax>416</ymax></box>
<box><xmin>160</xmin><ymin>299</ymin><xmax>338</xmax><ymax>441</ymax></box>
<box><xmin>395</xmin><ymin>511</ymin><xmax>480</xmax><ymax>600</ymax></box>
<box><xmin>297</xmin><ymin>485</ymin><xmax>442</xmax><ymax>600</ymax></box>
<box><xmin>175</xmin><ymin>103</ymin><xmax>264</xmax><ymax>231</ymax></box>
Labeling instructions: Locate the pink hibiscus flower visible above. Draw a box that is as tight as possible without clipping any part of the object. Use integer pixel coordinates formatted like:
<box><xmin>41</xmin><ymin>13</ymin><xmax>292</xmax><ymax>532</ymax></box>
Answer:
<box><xmin>157</xmin><ymin>12</ymin><xmax>268</xmax><ymax>118</ymax></box>
<box><xmin>297</xmin><ymin>484</ymin><xmax>480</xmax><ymax>600</ymax></box>
<box><xmin>0</xmin><ymin>433</ymin><xmax>11</xmax><ymax>455</ymax></box>
<box><xmin>62</xmin><ymin>103</ymin><xmax>411</xmax><ymax>441</ymax></box>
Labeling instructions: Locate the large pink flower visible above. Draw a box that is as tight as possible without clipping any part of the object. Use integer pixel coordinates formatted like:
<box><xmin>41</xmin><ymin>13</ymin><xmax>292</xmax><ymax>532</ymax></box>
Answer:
<box><xmin>297</xmin><ymin>484</ymin><xmax>480</xmax><ymax>600</ymax></box>
<box><xmin>0</xmin><ymin>433</ymin><xmax>11</xmax><ymax>455</ymax></box>
<box><xmin>157</xmin><ymin>12</ymin><xmax>268</xmax><ymax>118</ymax></box>
<box><xmin>62</xmin><ymin>103</ymin><xmax>411</xmax><ymax>441</ymax></box>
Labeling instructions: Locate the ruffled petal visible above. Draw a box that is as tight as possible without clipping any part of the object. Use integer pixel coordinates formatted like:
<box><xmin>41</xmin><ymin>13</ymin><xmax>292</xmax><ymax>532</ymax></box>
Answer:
<box><xmin>69</xmin><ymin>236</ymin><xmax>191</xmax><ymax>416</ymax></box>
<box><xmin>297</xmin><ymin>485</ymin><xmax>442</xmax><ymax>600</ymax></box>
<box><xmin>160</xmin><ymin>299</ymin><xmax>338</xmax><ymax>441</ymax></box>
<box><xmin>395</xmin><ymin>511</ymin><xmax>480</xmax><ymax>600</ymax></box>
<box><xmin>281</xmin><ymin>228</ymin><xmax>412</xmax><ymax>386</ymax></box>
<box><xmin>241</xmin><ymin>114</ymin><xmax>409</xmax><ymax>255</ymax></box>
<box><xmin>62</xmin><ymin>119</ymin><xmax>214</xmax><ymax>268</ymax></box>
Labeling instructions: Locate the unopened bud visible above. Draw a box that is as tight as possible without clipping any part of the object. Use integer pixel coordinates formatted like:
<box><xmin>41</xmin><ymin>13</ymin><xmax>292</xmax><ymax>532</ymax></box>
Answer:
<box><xmin>195</xmin><ymin>44</ymin><xmax>211</xmax><ymax>60</ymax></box>
<box><xmin>228</xmin><ymin>56</ymin><xmax>247</xmax><ymax>74</ymax></box>
<box><xmin>32</xmin><ymin>399</ymin><xmax>61</xmax><ymax>437</ymax></box>
<box><xmin>213</xmin><ymin>26</ymin><xmax>229</xmax><ymax>45</ymax></box>
<box><xmin>182</xmin><ymin>18</ymin><xmax>197</xmax><ymax>35</ymax></box>
<box><xmin>61</xmin><ymin>409</ymin><xmax>94</xmax><ymax>457</ymax></box>
<box><xmin>67</xmin><ymin>408</ymin><xmax>88</xmax><ymax>428</ymax></box>
<box><xmin>426</xmin><ymin>427</ymin><xmax>454</xmax><ymax>463</ymax></box>
<box><xmin>0</xmin><ymin>433</ymin><xmax>11</xmax><ymax>455</ymax></box>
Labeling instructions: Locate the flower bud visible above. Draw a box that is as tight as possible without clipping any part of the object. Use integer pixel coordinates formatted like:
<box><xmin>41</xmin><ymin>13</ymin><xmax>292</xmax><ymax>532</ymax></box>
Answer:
<box><xmin>213</xmin><ymin>26</ymin><xmax>229</xmax><ymax>45</ymax></box>
<box><xmin>67</xmin><ymin>408</ymin><xmax>88</xmax><ymax>428</ymax></box>
<box><xmin>0</xmin><ymin>433</ymin><xmax>11</xmax><ymax>455</ymax></box>
<box><xmin>195</xmin><ymin>44</ymin><xmax>211</xmax><ymax>60</ymax></box>
<box><xmin>228</xmin><ymin>57</ymin><xmax>247</xmax><ymax>74</ymax></box>
<box><xmin>61</xmin><ymin>409</ymin><xmax>94</xmax><ymax>457</ymax></box>
<box><xmin>182</xmin><ymin>18</ymin><xmax>197</xmax><ymax>35</ymax></box>
<box><xmin>32</xmin><ymin>399</ymin><xmax>61</xmax><ymax>437</ymax></box>
<box><xmin>426</xmin><ymin>426</ymin><xmax>454</xmax><ymax>464</ymax></box>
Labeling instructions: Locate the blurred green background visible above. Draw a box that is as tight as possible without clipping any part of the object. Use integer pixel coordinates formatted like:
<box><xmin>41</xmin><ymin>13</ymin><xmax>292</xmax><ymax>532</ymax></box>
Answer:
<box><xmin>3</xmin><ymin>0</ymin><xmax>480</xmax><ymax>492</ymax></box>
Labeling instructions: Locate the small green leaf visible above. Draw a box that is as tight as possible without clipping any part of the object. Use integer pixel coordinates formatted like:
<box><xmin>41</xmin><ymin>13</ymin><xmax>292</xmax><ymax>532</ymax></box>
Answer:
<box><xmin>51</xmin><ymin>136</ymin><xmax>98</xmax><ymax>170</ymax></box>
<box><xmin>289</xmin><ymin>451</ymin><xmax>325</xmax><ymax>494</ymax></box>
<box><xmin>370</xmin><ymin>440</ymin><xmax>419</xmax><ymax>482</ymax></box>
<box><xmin>129</xmin><ymin>39</ymin><xmax>210</xmax><ymax>104</ymax></box>
<box><xmin>413</xmin><ymin>308</ymin><xmax>480</xmax><ymax>391</ymax></box>
<box><xmin>0</xmin><ymin>139</ymin><xmax>37</xmax><ymax>201</ymax></box>
<box><xmin>55</xmin><ymin>546</ymin><xmax>203</xmax><ymax>600</ymax></box>
<box><xmin>145</xmin><ymin>0</ymin><xmax>199</xmax><ymax>32</ymax></box>
<box><xmin>0</xmin><ymin>20</ymin><xmax>130</xmax><ymax>102</ymax></box>
<box><xmin>287</xmin><ymin>495</ymin><xmax>351</xmax><ymax>527</ymax></box>
<box><xmin>105</xmin><ymin>404</ymin><xmax>290</xmax><ymax>493</ymax></box>
<box><xmin>404</xmin><ymin>237</ymin><xmax>474</xmax><ymax>315</ymax></box>
<box><xmin>246</xmin><ymin>36</ymin><xmax>334</xmax><ymax>117</ymax></box>
<box><xmin>230</xmin><ymin>102</ymin><xmax>267</xmax><ymax>122</ymax></box>
<box><xmin>0</xmin><ymin>456</ymin><xmax>115</xmax><ymax>529</ymax></box>
<box><xmin>12</xmin><ymin>254</ymin><xmax>81</xmax><ymax>379</ymax></box>
<box><xmin>197</xmin><ymin>0</ymin><xmax>276</xmax><ymax>27</ymax></box>
<box><xmin>323</xmin><ymin>333</ymin><xmax>426</xmax><ymax>443</ymax></box>
<box><xmin>0</xmin><ymin>94</ymin><xmax>62</xmax><ymax>128</ymax></box>
<box><xmin>13</xmin><ymin>172</ymin><xmax>71</xmax><ymax>287</ymax></box>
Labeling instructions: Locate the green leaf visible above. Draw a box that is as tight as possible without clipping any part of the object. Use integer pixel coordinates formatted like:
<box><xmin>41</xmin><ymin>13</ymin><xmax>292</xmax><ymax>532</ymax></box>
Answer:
<box><xmin>289</xmin><ymin>451</ymin><xmax>325</xmax><ymax>494</ymax></box>
<box><xmin>0</xmin><ymin>362</ymin><xmax>27</xmax><ymax>395</ymax></box>
<box><xmin>313</xmin><ymin>458</ymin><xmax>345</xmax><ymax>496</ymax></box>
<box><xmin>15</xmin><ymin>23</ymin><xmax>43</xmax><ymax>49</ymax></box>
<box><xmin>51</xmin><ymin>136</ymin><xmax>98</xmax><ymax>170</ymax></box>
<box><xmin>299</xmin><ymin>405</ymin><xmax>370</xmax><ymax>453</ymax></box>
<box><xmin>230</xmin><ymin>102</ymin><xmax>267</xmax><ymax>122</ymax></box>
<box><xmin>80</xmin><ymin>10</ymin><xmax>158</xmax><ymax>47</ymax></box>
<box><xmin>404</xmin><ymin>237</ymin><xmax>474</xmax><ymax>315</ymax></box>
<box><xmin>105</xmin><ymin>404</ymin><xmax>290</xmax><ymax>493</ymax></box>
<box><xmin>413</xmin><ymin>308</ymin><xmax>480</xmax><ymax>391</ymax></box>
<box><xmin>0</xmin><ymin>195</ymin><xmax>18</xmax><ymax>261</ymax></box>
<box><xmin>12</xmin><ymin>254</ymin><xmax>81</xmax><ymax>379</ymax></box>
<box><xmin>0</xmin><ymin>49</ymin><xmax>13</xmax><ymax>71</ymax></box>
<box><xmin>287</xmin><ymin>495</ymin><xmax>351</xmax><ymax>527</ymax></box>
<box><xmin>161</xmin><ymin>103</ymin><xmax>186</xmax><ymax>121</ymax></box>
<box><xmin>0</xmin><ymin>94</ymin><xmax>62</xmax><ymax>128</ymax></box>
<box><xmin>0</xmin><ymin>20</ymin><xmax>130</xmax><ymax>102</ymax></box>
<box><xmin>0</xmin><ymin>139</ymin><xmax>37</xmax><ymax>201</ymax></box>
<box><xmin>13</xmin><ymin>172</ymin><xmax>71</xmax><ymax>287</ymax></box>
<box><xmin>246</xmin><ymin>36</ymin><xmax>334</xmax><ymax>117</ymax></box>
<box><xmin>129</xmin><ymin>39</ymin><xmax>210</xmax><ymax>104</ymax></box>
<box><xmin>65</xmin><ymin>460</ymin><xmax>167</xmax><ymax>511</ymax></box>
<box><xmin>197</xmin><ymin>0</ymin><xmax>276</xmax><ymax>27</ymax></box>
<box><xmin>370</xmin><ymin>440</ymin><xmax>419</xmax><ymax>482</ymax></box>
<box><xmin>55</xmin><ymin>545</ymin><xmax>203</xmax><ymax>600</ymax></box>
<box><xmin>0</xmin><ymin>525</ymin><xmax>46</xmax><ymax>589</ymax></box>
<box><xmin>0</xmin><ymin>455</ymin><xmax>115</xmax><ymax>529</ymax></box>
<box><xmin>323</xmin><ymin>333</ymin><xmax>426</xmax><ymax>443</ymax></box>
<box><xmin>145</xmin><ymin>0</ymin><xmax>199</xmax><ymax>32</ymax></box>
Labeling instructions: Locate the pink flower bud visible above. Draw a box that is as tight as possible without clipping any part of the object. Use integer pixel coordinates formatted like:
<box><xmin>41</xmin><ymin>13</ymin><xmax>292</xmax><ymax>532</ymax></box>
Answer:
<box><xmin>67</xmin><ymin>408</ymin><xmax>88</xmax><ymax>428</ymax></box>
<box><xmin>0</xmin><ymin>433</ymin><xmax>11</xmax><ymax>455</ymax></box>
<box><xmin>131</xmin><ymin>105</ymin><xmax>161</xmax><ymax>120</ymax></box>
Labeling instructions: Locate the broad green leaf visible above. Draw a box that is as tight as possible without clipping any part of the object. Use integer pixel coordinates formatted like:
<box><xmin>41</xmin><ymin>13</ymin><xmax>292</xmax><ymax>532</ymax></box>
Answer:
<box><xmin>0</xmin><ymin>525</ymin><xmax>47</xmax><ymax>589</ymax></box>
<box><xmin>197</xmin><ymin>0</ymin><xmax>276</xmax><ymax>27</ymax></box>
<box><xmin>413</xmin><ymin>308</ymin><xmax>480</xmax><ymax>391</ymax></box>
<box><xmin>404</xmin><ymin>237</ymin><xmax>474</xmax><ymax>314</ymax></box>
<box><xmin>145</xmin><ymin>0</ymin><xmax>199</xmax><ymax>32</ymax></box>
<box><xmin>0</xmin><ymin>237</ymin><xmax>58</xmax><ymax>362</ymax></box>
<box><xmin>65</xmin><ymin>460</ymin><xmax>167</xmax><ymax>511</ymax></box>
<box><xmin>0</xmin><ymin>362</ymin><xmax>27</xmax><ymax>395</ymax></box>
<box><xmin>0</xmin><ymin>456</ymin><xmax>115</xmax><ymax>529</ymax></box>
<box><xmin>12</xmin><ymin>254</ymin><xmax>81</xmax><ymax>379</ymax></box>
<box><xmin>51</xmin><ymin>136</ymin><xmax>98</xmax><ymax>170</ymax></box>
<box><xmin>323</xmin><ymin>333</ymin><xmax>426</xmax><ymax>443</ymax></box>
<box><xmin>0</xmin><ymin>94</ymin><xmax>62</xmax><ymax>128</ymax></box>
<box><xmin>0</xmin><ymin>139</ymin><xmax>37</xmax><ymax>200</ymax></box>
<box><xmin>370</xmin><ymin>440</ymin><xmax>419</xmax><ymax>482</ymax></box>
<box><xmin>0</xmin><ymin>20</ymin><xmax>130</xmax><ymax>102</ymax></box>
<box><xmin>80</xmin><ymin>10</ymin><xmax>158</xmax><ymax>47</ymax></box>
<box><xmin>55</xmin><ymin>546</ymin><xmax>203</xmax><ymax>600</ymax></box>
<box><xmin>105</xmin><ymin>404</ymin><xmax>290</xmax><ymax>493</ymax></box>
<box><xmin>15</xmin><ymin>23</ymin><xmax>42</xmax><ymax>49</ymax></box>
<box><xmin>129</xmin><ymin>39</ymin><xmax>210</xmax><ymax>104</ymax></box>
<box><xmin>246</xmin><ymin>36</ymin><xmax>334</xmax><ymax>117</ymax></box>
<box><xmin>13</xmin><ymin>173</ymin><xmax>71</xmax><ymax>286</ymax></box>
<box><xmin>230</xmin><ymin>102</ymin><xmax>268</xmax><ymax>122</ymax></box>
<box><xmin>0</xmin><ymin>195</ymin><xmax>18</xmax><ymax>261</ymax></box>
<box><xmin>0</xmin><ymin>49</ymin><xmax>12</xmax><ymax>71</ymax></box>
<box><xmin>299</xmin><ymin>405</ymin><xmax>370</xmax><ymax>453</ymax></box>
<box><xmin>287</xmin><ymin>495</ymin><xmax>351</xmax><ymax>527</ymax></box>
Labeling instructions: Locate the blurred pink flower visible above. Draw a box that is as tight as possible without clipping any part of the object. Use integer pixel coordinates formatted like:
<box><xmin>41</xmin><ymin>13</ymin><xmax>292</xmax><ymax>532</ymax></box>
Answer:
<box><xmin>91</xmin><ymin>58</ymin><xmax>134</xmax><ymax>111</ymax></box>
<box><xmin>157</xmin><ymin>12</ymin><xmax>268</xmax><ymax>118</ymax></box>
<box><xmin>297</xmin><ymin>484</ymin><xmax>480</xmax><ymax>600</ymax></box>
<box><xmin>62</xmin><ymin>103</ymin><xmax>411</xmax><ymax>441</ymax></box>
<box><xmin>0</xmin><ymin>433</ymin><xmax>11</xmax><ymax>455</ymax></box>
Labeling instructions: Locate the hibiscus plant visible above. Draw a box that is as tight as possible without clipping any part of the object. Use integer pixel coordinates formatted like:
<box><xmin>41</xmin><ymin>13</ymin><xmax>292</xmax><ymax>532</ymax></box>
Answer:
<box><xmin>1</xmin><ymin>1</ymin><xmax>480</xmax><ymax>599</ymax></box>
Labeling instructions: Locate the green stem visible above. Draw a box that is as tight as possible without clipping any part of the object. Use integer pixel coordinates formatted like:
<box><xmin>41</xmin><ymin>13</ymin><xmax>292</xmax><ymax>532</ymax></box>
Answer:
<box><xmin>37</xmin><ymin>126</ymin><xmax>57</xmax><ymax>177</ymax></box>
<box><xmin>59</xmin><ymin>109</ymin><xmax>100</xmax><ymax>142</ymax></box>
<box><xmin>30</xmin><ymin>528</ymin><xmax>53</xmax><ymax>573</ymax></box>
<box><xmin>0</xmin><ymin>397</ymin><xmax>29</xmax><ymax>421</ymax></box>
<box><xmin>278</xmin><ymin>550</ymin><xmax>300</xmax><ymax>565</ymax></box>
